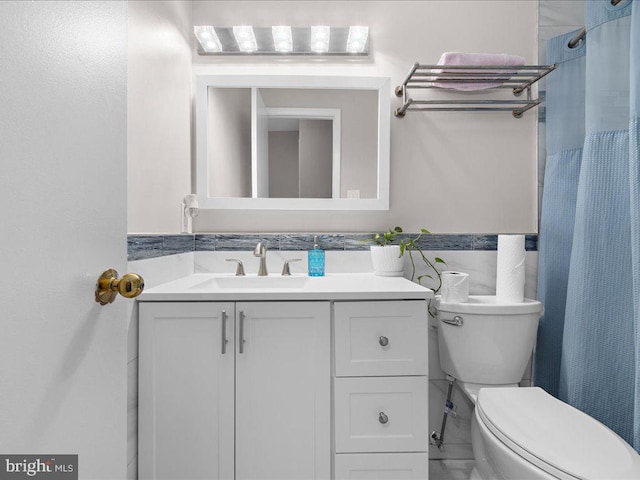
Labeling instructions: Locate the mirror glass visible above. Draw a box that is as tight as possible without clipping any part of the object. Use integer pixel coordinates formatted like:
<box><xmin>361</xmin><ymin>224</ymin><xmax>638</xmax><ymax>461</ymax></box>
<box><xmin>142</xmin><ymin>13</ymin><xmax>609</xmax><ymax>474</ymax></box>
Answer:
<box><xmin>265</xmin><ymin>109</ymin><xmax>338</xmax><ymax>199</ymax></box>
<box><xmin>195</xmin><ymin>75</ymin><xmax>390</xmax><ymax>210</ymax></box>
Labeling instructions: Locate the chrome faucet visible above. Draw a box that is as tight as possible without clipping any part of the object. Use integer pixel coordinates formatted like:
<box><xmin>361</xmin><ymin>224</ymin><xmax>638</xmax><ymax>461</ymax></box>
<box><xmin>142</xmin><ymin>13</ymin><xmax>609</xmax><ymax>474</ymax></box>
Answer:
<box><xmin>253</xmin><ymin>242</ymin><xmax>268</xmax><ymax>276</ymax></box>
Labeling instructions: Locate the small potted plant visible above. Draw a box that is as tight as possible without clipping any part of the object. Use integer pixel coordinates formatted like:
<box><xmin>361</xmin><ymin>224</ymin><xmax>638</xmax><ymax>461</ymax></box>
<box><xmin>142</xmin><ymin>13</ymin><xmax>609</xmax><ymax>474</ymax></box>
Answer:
<box><xmin>370</xmin><ymin>227</ymin><xmax>405</xmax><ymax>276</ymax></box>
<box><xmin>370</xmin><ymin>227</ymin><xmax>446</xmax><ymax>294</ymax></box>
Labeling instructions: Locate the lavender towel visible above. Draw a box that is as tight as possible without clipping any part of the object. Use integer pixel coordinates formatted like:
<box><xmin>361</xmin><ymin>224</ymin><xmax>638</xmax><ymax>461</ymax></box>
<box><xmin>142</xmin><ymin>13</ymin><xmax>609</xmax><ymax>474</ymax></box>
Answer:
<box><xmin>433</xmin><ymin>52</ymin><xmax>526</xmax><ymax>91</ymax></box>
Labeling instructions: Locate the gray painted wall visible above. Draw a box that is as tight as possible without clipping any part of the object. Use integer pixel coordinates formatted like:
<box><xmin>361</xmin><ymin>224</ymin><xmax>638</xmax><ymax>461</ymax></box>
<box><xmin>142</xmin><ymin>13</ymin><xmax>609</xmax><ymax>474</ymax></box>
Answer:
<box><xmin>128</xmin><ymin>0</ymin><xmax>192</xmax><ymax>233</ymax></box>
<box><xmin>299</xmin><ymin>119</ymin><xmax>333</xmax><ymax>198</ymax></box>
<box><xmin>207</xmin><ymin>87</ymin><xmax>252</xmax><ymax>198</ymax></box>
<box><xmin>269</xmin><ymin>131</ymin><xmax>300</xmax><ymax>198</ymax></box>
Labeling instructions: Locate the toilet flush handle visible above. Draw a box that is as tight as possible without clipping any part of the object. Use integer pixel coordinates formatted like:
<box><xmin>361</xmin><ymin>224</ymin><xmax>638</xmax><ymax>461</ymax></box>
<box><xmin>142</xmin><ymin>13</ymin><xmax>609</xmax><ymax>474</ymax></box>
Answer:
<box><xmin>441</xmin><ymin>315</ymin><xmax>464</xmax><ymax>327</ymax></box>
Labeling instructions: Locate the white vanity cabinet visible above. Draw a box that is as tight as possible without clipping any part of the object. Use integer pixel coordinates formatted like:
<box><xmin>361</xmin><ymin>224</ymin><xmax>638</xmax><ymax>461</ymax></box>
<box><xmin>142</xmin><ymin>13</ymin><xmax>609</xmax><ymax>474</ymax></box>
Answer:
<box><xmin>137</xmin><ymin>273</ymin><xmax>432</xmax><ymax>480</ymax></box>
<box><xmin>138</xmin><ymin>301</ymin><xmax>331</xmax><ymax>480</ymax></box>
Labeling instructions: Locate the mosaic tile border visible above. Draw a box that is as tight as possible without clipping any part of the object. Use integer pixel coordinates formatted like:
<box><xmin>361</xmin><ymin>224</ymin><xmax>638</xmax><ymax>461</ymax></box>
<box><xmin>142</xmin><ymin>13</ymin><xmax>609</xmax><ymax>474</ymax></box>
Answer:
<box><xmin>128</xmin><ymin>233</ymin><xmax>537</xmax><ymax>261</ymax></box>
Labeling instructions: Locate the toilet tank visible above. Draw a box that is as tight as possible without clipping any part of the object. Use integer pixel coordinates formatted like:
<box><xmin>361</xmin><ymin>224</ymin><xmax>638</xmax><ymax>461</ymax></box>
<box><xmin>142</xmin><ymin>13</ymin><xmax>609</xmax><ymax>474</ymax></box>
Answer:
<box><xmin>436</xmin><ymin>296</ymin><xmax>543</xmax><ymax>385</ymax></box>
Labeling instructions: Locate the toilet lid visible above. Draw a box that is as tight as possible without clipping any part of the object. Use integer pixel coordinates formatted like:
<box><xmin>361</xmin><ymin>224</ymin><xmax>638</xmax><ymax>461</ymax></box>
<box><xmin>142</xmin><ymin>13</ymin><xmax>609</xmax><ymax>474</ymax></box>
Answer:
<box><xmin>476</xmin><ymin>387</ymin><xmax>640</xmax><ymax>480</ymax></box>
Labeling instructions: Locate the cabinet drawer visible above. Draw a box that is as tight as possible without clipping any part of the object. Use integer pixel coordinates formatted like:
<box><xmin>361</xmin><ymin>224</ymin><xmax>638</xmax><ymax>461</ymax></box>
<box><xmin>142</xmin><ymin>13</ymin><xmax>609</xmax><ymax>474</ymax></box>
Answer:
<box><xmin>335</xmin><ymin>453</ymin><xmax>428</xmax><ymax>480</ymax></box>
<box><xmin>334</xmin><ymin>301</ymin><xmax>428</xmax><ymax>376</ymax></box>
<box><xmin>334</xmin><ymin>377</ymin><xmax>428</xmax><ymax>453</ymax></box>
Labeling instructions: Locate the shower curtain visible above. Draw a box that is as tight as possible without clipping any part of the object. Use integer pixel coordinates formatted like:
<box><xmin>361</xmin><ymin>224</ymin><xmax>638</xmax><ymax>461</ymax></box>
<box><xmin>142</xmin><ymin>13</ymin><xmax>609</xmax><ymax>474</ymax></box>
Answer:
<box><xmin>534</xmin><ymin>0</ymin><xmax>639</xmax><ymax>452</ymax></box>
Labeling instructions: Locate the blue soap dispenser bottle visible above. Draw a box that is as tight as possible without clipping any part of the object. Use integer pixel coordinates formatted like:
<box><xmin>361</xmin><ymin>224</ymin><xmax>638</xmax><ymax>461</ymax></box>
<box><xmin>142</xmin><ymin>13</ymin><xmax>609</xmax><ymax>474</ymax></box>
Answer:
<box><xmin>308</xmin><ymin>235</ymin><xmax>325</xmax><ymax>277</ymax></box>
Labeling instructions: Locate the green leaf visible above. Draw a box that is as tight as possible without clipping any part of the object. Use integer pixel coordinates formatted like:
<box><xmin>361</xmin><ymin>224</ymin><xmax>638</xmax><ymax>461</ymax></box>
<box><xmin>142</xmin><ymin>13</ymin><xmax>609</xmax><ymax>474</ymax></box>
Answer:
<box><xmin>399</xmin><ymin>244</ymin><xmax>405</xmax><ymax>255</ymax></box>
<box><xmin>434</xmin><ymin>257</ymin><xmax>446</xmax><ymax>264</ymax></box>
<box><xmin>420</xmin><ymin>228</ymin><xmax>431</xmax><ymax>234</ymax></box>
<box><xmin>394</xmin><ymin>226</ymin><xmax>403</xmax><ymax>233</ymax></box>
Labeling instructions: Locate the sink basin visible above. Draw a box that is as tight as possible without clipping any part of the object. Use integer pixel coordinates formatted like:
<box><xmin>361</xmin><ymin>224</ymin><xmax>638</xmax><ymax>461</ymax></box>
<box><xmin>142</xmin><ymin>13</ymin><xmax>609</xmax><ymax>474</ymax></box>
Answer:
<box><xmin>191</xmin><ymin>275</ymin><xmax>310</xmax><ymax>290</ymax></box>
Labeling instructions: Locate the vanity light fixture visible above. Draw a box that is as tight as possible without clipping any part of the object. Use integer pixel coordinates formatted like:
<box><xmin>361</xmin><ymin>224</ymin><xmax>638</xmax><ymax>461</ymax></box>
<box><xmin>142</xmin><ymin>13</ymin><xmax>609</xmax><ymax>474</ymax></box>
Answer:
<box><xmin>310</xmin><ymin>26</ymin><xmax>330</xmax><ymax>53</ymax></box>
<box><xmin>272</xmin><ymin>26</ymin><xmax>293</xmax><ymax>53</ymax></box>
<box><xmin>193</xmin><ymin>26</ymin><xmax>222</xmax><ymax>53</ymax></box>
<box><xmin>346</xmin><ymin>26</ymin><xmax>368</xmax><ymax>53</ymax></box>
<box><xmin>233</xmin><ymin>25</ymin><xmax>258</xmax><ymax>52</ymax></box>
<box><xmin>194</xmin><ymin>26</ymin><xmax>369</xmax><ymax>56</ymax></box>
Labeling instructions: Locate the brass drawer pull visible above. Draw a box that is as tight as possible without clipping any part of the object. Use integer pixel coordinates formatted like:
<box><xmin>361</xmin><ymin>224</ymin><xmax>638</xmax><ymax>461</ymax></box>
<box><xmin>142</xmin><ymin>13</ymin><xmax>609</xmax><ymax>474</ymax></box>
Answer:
<box><xmin>378</xmin><ymin>412</ymin><xmax>389</xmax><ymax>424</ymax></box>
<box><xmin>379</xmin><ymin>336</ymin><xmax>389</xmax><ymax>347</ymax></box>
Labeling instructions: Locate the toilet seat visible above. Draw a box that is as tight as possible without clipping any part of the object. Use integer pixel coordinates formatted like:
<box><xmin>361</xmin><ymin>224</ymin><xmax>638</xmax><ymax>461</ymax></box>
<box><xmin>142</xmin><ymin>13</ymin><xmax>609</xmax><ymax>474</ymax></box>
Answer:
<box><xmin>476</xmin><ymin>387</ymin><xmax>640</xmax><ymax>480</ymax></box>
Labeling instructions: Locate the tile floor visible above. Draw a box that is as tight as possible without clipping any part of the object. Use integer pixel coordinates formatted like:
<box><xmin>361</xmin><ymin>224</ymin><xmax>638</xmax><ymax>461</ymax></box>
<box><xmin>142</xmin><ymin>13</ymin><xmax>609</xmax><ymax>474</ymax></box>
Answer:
<box><xmin>429</xmin><ymin>459</ymin><xmax>475</xmax><ymax>480</ymax></box>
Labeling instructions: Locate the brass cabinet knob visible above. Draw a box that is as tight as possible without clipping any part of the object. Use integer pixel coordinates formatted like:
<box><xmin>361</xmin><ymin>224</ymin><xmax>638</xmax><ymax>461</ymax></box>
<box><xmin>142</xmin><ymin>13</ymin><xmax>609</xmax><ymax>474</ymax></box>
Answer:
<box><xmin>95</xmin><ymin>269</ymin><xmax>145</xmax><ymax>305</ymax></box>
<box><xmin>378</xmin><ymin>412</ymin><xmax>389</xmax><ymax>424</ymax></box>
<box><xmin>379</xmin><ymin>336</ymin><xmax>389</xmax><ymax>347</ymax></box>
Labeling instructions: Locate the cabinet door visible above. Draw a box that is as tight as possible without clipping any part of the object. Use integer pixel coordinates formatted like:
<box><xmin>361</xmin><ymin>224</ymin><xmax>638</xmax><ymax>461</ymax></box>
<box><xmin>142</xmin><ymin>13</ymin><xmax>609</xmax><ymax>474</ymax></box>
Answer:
<box><xmin>235</xmin><ymin>302</ymin><xmax>331</xmax><ymax>480</ymax></box>
<box><xmin>335</xmin><ymin>300</ymin><xmax>428</xmax><ymax>377</ymax></box>
<box><xmin>139</xmin><ymin>302</ymin><xmax>235</xmax><ymax>480</ymax></box>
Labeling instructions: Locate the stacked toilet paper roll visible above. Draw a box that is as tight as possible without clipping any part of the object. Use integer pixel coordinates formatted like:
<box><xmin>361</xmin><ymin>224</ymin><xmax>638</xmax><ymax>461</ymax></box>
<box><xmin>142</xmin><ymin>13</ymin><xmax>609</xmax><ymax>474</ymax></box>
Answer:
<box><xmin>496</xmin><ymin>234</ymin><xmax>525</xmax><ymax>303</ymax></box>
<box><xmin>441</xmin><ymin>271</ymin><xmax>469</xmax><ymax>303</ymax></box>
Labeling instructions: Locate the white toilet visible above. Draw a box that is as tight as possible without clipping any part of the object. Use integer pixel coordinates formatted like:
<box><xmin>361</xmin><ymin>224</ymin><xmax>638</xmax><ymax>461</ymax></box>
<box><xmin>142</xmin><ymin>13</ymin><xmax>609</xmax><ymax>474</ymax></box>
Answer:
<box><xmin>437</xmin><ymin>295</ymin><xmax>640</xmax><ymax>480</ymax></box>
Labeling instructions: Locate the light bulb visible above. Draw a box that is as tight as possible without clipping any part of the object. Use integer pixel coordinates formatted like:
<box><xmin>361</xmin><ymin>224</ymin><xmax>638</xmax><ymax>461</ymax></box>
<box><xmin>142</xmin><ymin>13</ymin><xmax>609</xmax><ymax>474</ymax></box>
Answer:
<box><xmin>346</xmin><ymin>26</ymin><xmax>368</xmax><ymax>53</ymax></box>
<box><xmin>194</xmin><ymin>26</ymin><xmax>221</xmax><ymax>52</ymax></box>
<box><xmin>272</xmin><ymin>26</ymin><xmax>292</xmax><ymax>53</ymax></box>
<box><xmin>233</xmin><ymin>26</ymin><xmax>257</xmax><ymax>52</ymax></box>
<box><xmin>311</xmin><ymin>26</ymin><xmax>330</xmax><ymax>53</ymax></box>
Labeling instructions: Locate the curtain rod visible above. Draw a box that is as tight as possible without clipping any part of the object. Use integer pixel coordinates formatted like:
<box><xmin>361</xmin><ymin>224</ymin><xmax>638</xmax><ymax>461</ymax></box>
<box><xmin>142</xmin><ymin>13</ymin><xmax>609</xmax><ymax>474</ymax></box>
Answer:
<box><xmin>567</xmin><ymin>0</ymin><xmax>624</xmax><ymax>49</ymax></box>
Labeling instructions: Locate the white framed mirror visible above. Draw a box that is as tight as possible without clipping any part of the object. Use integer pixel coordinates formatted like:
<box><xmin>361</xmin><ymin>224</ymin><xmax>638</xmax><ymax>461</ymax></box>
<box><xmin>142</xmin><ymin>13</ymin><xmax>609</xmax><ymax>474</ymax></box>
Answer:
<box><xmin>195</xmin><ymin>75</ymin><xmax>390</xmax><ymax>210</ymax></box>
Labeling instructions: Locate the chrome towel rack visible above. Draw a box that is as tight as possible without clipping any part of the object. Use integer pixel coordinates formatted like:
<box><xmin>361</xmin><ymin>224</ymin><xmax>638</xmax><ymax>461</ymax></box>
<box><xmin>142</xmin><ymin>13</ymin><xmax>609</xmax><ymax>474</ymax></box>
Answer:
<box><xmin>395</xmin><ymin>63</ymin><xmax>556</xmax><ymax>119</ymax></box>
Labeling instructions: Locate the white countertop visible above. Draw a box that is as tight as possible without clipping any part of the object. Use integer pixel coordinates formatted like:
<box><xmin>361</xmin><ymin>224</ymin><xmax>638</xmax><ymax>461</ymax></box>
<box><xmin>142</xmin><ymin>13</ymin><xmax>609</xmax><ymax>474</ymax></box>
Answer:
<box><xmin>138</xmin><ymin>273</ymin><xmax>433</xmax><ymax>302</ymax></box>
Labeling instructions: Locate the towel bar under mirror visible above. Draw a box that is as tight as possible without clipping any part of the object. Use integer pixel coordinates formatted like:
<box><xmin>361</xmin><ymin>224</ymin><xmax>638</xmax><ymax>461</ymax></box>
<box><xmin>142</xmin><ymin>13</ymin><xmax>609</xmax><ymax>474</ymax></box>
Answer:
<box><xmin>395</xmin><ymin>63</ymin><xmax>556</xmax><ymax>119</ymax></box>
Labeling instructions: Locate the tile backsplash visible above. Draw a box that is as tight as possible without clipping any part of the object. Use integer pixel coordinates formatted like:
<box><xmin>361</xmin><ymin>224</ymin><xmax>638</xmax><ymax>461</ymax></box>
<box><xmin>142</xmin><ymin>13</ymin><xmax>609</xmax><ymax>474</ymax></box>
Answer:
<box><xmin>128</xmin><ymin>233</ymin><xmax>537</xmax><ymax>261</ymax></box>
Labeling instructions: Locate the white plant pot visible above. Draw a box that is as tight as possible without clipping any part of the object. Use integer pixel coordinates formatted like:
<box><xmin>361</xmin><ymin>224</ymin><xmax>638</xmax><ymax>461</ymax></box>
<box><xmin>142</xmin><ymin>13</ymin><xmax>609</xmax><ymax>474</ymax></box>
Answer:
<box><xmin>370</xmin><ymin>245</ymin><xmax>405</xmax><ymax>277</ymax></box>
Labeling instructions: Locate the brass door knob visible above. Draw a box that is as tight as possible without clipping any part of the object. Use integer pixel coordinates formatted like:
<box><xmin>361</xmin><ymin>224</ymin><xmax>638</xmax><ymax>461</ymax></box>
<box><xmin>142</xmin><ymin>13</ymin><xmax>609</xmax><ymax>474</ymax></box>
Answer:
<box><xmin>95</xmin><ymin>269</ymin><xmax>145</xmax><ymax>305</ymax></box>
